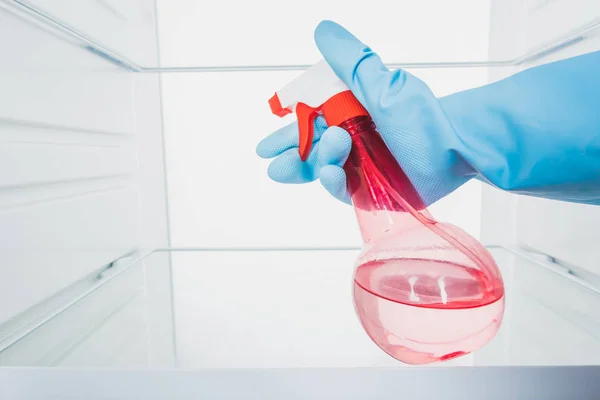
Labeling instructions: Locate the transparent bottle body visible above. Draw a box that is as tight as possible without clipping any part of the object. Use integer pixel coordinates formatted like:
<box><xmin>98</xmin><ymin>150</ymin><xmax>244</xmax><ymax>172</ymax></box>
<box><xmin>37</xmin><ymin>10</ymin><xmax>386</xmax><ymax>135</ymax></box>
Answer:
<box><xmin>340</xmin><ymin>116</ymin><xmax>505</xmax><ymax>365</ymax></box>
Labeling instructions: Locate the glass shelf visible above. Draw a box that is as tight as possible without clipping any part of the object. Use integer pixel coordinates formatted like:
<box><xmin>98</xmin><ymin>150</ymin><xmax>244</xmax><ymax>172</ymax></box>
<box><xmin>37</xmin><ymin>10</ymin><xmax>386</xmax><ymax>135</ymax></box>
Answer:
<box><xmin>3</xmin><ymin>0</ymin><xmax>600</xmax><ymax>72</ymax></box>
<box><xmin>1</xmin><ymin>246</ymin><xmax>600</xmax><ymax>398</ymax></box>
<box><xmin>1</xmin><ymin>246</ymin><xmax>599</xmax><ymax>369</ymax></box>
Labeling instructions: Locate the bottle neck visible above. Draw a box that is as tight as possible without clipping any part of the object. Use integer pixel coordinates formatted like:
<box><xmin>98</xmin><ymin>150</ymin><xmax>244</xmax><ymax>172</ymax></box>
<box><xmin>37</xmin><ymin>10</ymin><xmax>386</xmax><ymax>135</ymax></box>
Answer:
<box><xmin>339</xmin><ymin>116</ymin><xmax>427</xmax><ymax>244</ymax></box>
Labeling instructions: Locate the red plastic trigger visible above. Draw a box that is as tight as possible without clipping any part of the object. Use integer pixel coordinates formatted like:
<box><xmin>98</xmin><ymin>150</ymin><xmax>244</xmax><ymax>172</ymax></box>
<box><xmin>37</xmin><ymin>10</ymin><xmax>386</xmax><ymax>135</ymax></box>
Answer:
<box><xmin>296</xmin><ymin>102</ymin><xmax>318</xmax><ymax>162</ymax></box>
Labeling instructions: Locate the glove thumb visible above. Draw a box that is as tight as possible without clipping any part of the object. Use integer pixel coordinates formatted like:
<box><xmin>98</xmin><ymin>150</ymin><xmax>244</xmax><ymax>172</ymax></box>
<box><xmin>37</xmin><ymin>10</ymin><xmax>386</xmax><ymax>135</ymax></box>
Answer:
<box><xmin>314</xmin><ymin>20</ymin><xmax>390</xmax><ymax>109</ymax></box>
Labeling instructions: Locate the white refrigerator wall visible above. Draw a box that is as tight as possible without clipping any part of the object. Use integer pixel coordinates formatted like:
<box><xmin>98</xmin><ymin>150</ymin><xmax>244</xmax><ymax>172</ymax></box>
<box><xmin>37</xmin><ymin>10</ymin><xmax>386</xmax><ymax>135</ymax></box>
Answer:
<box><xmin>157</xmin><ymin>0</ymin><xmax>491</xmax><ymax>67</ymax></box>
<box><xmin>0</xmin><ymin>3</ymin><xmax>169</xmax><ymax>328</ymax></box>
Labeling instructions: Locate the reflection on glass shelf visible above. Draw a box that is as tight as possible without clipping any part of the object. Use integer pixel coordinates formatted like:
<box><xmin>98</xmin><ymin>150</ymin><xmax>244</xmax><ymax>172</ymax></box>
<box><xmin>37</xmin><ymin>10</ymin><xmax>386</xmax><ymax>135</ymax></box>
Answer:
<box><xmin>0</xmin><ymin>247</ymin><xmax>599</xmax><ymax>369</ymax></box>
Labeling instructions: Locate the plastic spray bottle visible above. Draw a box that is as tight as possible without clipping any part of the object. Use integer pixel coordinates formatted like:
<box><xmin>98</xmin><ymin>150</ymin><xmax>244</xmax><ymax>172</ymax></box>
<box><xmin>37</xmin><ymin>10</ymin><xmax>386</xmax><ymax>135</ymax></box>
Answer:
<box><xmin>269</xmin><ymin>60</ymin><xmax>505</xmax><ymax>364</ymax></box>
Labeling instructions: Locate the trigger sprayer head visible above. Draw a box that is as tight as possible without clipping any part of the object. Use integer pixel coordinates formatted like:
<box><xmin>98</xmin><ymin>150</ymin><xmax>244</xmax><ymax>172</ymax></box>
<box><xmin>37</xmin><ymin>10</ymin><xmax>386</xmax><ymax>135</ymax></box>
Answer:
<box><xmin>269</xmin><ymin>60</ymin><xmax>369</xmax><ymax>161</ymax></box>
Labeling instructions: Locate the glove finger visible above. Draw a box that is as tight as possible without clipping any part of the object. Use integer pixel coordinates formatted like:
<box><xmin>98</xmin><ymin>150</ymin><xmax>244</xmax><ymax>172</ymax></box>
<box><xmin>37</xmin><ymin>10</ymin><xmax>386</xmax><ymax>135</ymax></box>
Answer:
<box><xmin>319</xmin><ymin>165</ymin><xmax>351</xmax><ymax>204</ymax></box>
<box><xmin>257</xmin><ymin>116</ymin><xmax>327</xmax><ymax>159</ymax></box>
<box><xmin>318</xmin><ymin>126</ymin><xmax>352</xmax><ymax>167</ymax></box>
<box><xmin>314</xmin><ymin>20</ymin><xmax>389</xmax><ymax>106</ymax></box>
<box><xmin>267</xmin><ymin>142</ymin><xmax>320</xmax><ymax>184</ymax></box>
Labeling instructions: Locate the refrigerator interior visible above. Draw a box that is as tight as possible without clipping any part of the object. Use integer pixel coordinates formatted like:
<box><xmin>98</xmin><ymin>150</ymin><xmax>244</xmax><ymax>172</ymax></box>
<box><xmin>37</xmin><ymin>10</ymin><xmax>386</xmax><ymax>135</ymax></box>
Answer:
<box><xmin>1</xmin><ymin>0</ymin><xmax>600</xmax><ymax>383</ymax></box>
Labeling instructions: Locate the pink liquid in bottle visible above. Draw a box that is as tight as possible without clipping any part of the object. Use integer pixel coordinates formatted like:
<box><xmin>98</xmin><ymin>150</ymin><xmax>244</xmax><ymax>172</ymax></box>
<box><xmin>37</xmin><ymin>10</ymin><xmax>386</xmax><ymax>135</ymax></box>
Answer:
<box><xmin>340</xmin><ymin>115</ymin><xmax>505</xmax><ymax>365</ymax></box>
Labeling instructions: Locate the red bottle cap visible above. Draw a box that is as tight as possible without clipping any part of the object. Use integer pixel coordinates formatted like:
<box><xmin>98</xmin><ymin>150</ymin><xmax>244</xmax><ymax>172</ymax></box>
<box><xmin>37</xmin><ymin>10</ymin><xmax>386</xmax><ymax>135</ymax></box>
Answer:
<box><xmin>321</xmin><ymin>91</ymin><xmax>369</xmax><ymax>128</ymax></box>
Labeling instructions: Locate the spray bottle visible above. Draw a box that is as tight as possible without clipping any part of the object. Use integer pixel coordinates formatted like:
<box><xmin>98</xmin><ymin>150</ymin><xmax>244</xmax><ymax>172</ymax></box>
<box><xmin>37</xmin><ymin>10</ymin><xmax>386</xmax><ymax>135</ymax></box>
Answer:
<box><xmin>269</xmin><ymin>60</ymin><xmax>505</xmax><ymax>364</ymax></box>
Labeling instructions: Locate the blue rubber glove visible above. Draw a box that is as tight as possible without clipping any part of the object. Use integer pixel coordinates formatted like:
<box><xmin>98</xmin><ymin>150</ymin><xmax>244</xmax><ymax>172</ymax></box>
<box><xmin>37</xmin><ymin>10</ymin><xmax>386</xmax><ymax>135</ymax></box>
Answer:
<box><xmin>257</xmin><ymin>20</ymin><xmax>600</xmax><ymax>206</ymax></box>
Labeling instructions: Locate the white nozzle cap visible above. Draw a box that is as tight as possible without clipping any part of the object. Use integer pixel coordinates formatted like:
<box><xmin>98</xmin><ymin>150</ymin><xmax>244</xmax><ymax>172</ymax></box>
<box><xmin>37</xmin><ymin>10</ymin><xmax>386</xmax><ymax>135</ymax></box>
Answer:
<box><xmin>275</xmin><ymin>60</ymin><xmax>348</xmax><ymax>112</ymax></box>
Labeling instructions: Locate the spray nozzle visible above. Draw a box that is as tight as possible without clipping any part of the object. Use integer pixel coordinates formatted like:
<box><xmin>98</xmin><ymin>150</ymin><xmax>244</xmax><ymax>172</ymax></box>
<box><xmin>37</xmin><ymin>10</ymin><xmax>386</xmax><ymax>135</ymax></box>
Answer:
<box><xmin>269</xmin><ymin>60</ymin><xmax>369</xmax><ymax>161</ymax></box>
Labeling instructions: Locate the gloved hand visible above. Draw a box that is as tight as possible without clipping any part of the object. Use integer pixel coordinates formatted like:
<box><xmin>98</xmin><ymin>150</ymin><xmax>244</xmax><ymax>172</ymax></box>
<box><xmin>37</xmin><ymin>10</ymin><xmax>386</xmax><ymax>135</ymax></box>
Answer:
<box><xmin>257</xmin><ymin>21</ymin><xmax>600</xmax><ymax>206</ymax></box>
<box><xmin>257</xmin><ymin>20</ymin><xmax>473</xmax><ymax>206</ymax></box>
